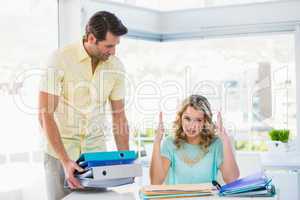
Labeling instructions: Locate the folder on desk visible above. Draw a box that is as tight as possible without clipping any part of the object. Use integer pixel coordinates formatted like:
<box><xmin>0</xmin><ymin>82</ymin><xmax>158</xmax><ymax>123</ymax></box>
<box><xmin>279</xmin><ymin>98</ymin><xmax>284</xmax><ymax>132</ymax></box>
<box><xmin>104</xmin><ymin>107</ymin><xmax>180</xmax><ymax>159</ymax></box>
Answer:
<box><xmin>139</xmin><ymin>184</ymin><xmax>213</xmax><ymax>199</ymax></box>
<box><xmin>218</xmin><ymin>172</ymin><xmax>276</xmax><ymax>197</ymax></box>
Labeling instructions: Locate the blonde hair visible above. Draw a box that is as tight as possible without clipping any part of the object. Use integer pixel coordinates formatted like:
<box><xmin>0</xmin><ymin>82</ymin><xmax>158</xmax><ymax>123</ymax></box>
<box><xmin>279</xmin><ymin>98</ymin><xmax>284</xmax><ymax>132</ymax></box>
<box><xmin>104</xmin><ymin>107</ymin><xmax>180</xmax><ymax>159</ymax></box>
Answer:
<box><xmin>174</xmin><ymin>95</ymin><xmax>216</xmax><ymax>151</ymax></box>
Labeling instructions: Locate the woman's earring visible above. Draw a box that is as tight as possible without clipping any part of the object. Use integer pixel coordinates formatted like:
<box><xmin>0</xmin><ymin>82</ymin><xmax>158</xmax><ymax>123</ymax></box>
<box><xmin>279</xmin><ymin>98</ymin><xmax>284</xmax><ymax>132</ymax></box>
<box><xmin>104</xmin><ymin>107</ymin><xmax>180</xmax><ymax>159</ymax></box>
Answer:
<box><xmin>181</xmin><ymin>131</ymin><xmax>185</xmax><ymax>137</ymax></box>
<box><xmin>201</xmin><ymin>125</ymin><xmax>208</xmax><ymax>136</ymax></box>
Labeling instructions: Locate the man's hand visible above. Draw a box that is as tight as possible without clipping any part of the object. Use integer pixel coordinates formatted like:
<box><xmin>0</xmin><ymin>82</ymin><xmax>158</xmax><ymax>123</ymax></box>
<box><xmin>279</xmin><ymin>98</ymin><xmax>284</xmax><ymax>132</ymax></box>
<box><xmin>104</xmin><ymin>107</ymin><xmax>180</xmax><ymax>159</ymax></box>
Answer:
<box><xmin>62</xmin><ymin>159</ymin><xmax>84</xmax><ymax>189</ymax></box>
<box><xmin>39</xmin><ymin>91</ymin><xmax>85</xmax><ymax>189</ymax></box>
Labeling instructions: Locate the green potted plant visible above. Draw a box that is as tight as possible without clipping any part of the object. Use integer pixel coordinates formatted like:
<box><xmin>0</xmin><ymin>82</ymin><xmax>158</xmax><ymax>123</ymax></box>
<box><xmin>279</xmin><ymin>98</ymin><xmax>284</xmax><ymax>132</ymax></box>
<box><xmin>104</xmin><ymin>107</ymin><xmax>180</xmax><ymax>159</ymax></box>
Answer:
<box><xmin>267</xmin><ymin>129</ymin><xmax>290</xmax><ymax>152</ymax></box>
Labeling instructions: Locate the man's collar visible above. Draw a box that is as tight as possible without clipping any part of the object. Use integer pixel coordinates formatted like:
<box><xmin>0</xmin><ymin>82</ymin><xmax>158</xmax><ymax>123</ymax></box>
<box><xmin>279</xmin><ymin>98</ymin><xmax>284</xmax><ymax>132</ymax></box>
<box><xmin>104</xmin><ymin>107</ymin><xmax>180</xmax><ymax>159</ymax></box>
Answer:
<box><xmin>77</xmin><ymin>40</ymin><xmax>90</xmax><ymax>62</ymax></box>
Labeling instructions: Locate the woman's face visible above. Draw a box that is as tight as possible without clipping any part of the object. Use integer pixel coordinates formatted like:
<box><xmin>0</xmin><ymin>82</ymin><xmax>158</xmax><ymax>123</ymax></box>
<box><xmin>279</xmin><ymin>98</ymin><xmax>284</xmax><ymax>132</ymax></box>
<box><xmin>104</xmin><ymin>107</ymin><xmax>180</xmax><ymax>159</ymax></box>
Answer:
<box><xmin>181</xmin><ymin>106</ymin><xmax>205</xmax><ymax>141</ymax></box>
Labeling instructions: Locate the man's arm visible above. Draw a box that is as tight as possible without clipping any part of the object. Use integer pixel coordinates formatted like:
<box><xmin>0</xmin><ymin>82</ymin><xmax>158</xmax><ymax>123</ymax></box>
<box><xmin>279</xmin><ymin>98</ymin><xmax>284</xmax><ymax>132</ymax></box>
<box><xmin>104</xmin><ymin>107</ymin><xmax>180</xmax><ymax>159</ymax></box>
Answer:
<box><xmin>39</xmin><ymin>91</ymin><xmax>68</xmax><ymax>162</ymax></box>
<box><xmin>39</xmin><ymin>91</ymin><xmax>83</xmax><ymax>189</ymax></box>
<box><xmin>111</xmin><ymin>99</ymin><xmax>129</xmax><ymax>150</ymax></box>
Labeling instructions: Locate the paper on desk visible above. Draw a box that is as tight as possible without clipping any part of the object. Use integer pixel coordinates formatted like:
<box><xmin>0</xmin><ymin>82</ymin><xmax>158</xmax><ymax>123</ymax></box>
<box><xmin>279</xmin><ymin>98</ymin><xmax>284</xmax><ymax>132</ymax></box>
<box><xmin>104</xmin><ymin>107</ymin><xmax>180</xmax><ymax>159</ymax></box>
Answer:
<box><xmin>141</xmin><ymin>184</ymin><xmax>213</xmax><ymax>195</ymax></box>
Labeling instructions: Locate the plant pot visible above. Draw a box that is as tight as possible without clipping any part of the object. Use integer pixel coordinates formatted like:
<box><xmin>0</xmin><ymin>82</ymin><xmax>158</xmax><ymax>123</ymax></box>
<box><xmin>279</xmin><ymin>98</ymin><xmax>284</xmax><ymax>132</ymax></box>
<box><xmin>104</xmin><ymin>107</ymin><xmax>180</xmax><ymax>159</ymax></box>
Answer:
<box><xmin>266</xmin><ymin>141</ymin><xmax>289</xmax><ymax>152</ymax></box>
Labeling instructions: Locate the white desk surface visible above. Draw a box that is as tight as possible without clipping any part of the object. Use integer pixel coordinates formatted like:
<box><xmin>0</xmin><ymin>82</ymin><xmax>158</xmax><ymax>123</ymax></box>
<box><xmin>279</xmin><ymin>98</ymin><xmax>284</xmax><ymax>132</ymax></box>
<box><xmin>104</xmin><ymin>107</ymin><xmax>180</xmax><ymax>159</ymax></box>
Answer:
<box><xmin>260</xmin><ymin>152</ymin><xmax>300</xmax><ymax>170</ymax></box>
<box><xmin>63</xmin><ymin>184</ymin><xmax>277</xmax><ymax>200</ymax></box>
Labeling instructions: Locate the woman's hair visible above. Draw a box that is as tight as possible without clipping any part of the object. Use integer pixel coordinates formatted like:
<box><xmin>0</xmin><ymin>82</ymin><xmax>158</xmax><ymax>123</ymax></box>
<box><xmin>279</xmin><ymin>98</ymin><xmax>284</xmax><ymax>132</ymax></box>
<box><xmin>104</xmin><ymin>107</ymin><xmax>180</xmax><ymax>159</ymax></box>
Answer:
<box><xmin>174</xmin><ymin>95</ymin><xmax>216</xmax><ymax>150</ymax></box>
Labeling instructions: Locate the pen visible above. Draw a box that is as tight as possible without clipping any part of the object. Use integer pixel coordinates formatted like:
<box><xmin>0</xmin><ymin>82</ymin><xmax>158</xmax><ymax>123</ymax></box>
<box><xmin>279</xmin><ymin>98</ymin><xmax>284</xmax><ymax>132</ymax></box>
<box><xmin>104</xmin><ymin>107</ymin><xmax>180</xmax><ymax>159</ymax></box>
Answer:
<box><xmin>212</xmin><ymin>180</ymin><xmax>222</xmax><ymax>190</ymax></box>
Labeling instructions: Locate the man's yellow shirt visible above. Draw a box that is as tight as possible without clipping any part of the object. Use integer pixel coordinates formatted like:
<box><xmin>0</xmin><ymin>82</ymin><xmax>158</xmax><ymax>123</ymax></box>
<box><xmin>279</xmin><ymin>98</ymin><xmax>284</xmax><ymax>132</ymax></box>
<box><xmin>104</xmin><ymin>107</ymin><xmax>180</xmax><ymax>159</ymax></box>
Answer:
<box><xmin>40</xmin><ymin>41</ymin><xmax>125</xmax><ymax>161</ymax></box>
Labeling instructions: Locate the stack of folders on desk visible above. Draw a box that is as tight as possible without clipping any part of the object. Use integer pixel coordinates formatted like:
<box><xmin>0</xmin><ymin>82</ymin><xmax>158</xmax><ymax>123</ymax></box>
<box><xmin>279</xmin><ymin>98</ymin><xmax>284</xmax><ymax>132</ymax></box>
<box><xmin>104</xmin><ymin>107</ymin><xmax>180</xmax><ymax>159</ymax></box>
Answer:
<box><xmin>69</xmin><ymin>150</ymin><xmax>142</xmax><ymax>188</ymax></box>
<box><xmin>217</xmin><ymin>172</ymin><xmax>276</xmax><ymax>197</ymax></box>
<box><xmin>139</xmin><ymin>184</ymin><xmax>214</xmax><ymax>199</ymax></box>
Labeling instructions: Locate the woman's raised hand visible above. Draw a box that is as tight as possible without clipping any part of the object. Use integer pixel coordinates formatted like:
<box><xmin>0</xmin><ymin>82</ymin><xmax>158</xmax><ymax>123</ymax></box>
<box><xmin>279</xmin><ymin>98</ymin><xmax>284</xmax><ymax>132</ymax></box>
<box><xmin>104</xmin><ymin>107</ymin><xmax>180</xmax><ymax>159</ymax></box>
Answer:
<box><xmin>154</xmin><ymin>112</ymin><xmax>165</xmax><ymax>144</ymax></box>
<box><xmin>216</xmin><ymin>112</ymin><xmax>229</xmax><ymax>142</ymax></box>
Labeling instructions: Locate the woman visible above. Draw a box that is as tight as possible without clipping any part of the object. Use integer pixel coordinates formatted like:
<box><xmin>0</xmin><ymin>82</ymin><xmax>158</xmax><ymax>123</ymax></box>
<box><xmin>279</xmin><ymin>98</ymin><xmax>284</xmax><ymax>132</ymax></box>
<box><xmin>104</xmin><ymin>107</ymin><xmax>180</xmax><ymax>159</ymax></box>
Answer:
<box><xmin>150</xmin><ymin>95</ymin><xmax>239</xmax><ymax>185</ymax></box>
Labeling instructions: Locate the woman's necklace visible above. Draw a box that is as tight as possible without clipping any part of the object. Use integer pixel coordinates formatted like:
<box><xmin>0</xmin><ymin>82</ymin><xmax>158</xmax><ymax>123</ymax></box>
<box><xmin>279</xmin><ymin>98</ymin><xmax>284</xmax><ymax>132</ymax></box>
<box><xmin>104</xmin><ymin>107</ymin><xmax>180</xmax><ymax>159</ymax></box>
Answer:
<box><xmin>178</xmin><ymin>145</ymin><xmax>206</xmax><ymax>167</ymax></box>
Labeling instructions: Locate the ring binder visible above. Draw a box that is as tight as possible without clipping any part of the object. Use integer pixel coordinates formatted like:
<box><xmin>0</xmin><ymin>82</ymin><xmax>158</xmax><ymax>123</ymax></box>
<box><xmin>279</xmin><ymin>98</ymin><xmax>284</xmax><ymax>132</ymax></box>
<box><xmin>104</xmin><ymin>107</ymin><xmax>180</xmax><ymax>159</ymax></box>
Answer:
<box><xmin>218</xmin><ymin>172</ymin><xmax>276</xmax><ymax>197</ymax></box>
<box><xmin>65</xmin><ymin>150</ymin><xmax>142</xmax><ymax>189</ymax></box>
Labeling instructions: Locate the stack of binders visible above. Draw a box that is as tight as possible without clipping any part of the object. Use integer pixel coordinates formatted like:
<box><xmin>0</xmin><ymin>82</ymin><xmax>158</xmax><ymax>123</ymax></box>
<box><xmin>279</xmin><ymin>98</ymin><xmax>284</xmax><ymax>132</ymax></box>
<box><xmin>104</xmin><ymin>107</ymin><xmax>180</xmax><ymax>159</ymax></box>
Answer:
<box><xmin>217</xmin><ymin>172</ymin><xmax>276</xmax><ymax>197</ymax></box>
<box><xmin>68</xmin><ymin>150</ymin><xmax>142</xmax><ymax>188</ymax></box>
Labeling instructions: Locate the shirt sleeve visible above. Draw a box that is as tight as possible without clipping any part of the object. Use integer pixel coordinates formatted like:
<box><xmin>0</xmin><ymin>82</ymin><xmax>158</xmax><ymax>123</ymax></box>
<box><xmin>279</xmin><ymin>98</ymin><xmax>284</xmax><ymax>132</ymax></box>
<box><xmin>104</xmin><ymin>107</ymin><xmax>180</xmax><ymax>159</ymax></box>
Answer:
<box><xmin>39</xmin><ymin>50</ymin><xmax>64</xmax><ymax>96</ymax></box>
<box><xmin>109</xmin><ymin>58</ymin><xmax>125</xmax><ymax>101</ymax></box>
<box><xmin>160</xmin><ymin>136</ymin><xmax>174</xmax><ymax>161</ymax></box>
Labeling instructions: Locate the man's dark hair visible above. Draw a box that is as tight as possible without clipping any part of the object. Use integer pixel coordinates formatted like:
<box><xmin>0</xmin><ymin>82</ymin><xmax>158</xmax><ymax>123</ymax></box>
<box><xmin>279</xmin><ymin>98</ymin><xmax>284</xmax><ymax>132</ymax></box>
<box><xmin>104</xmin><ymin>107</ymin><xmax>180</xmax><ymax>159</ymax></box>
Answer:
<box><xmin>85</xmin><ymin>11</ymin><xmax>128</xmax><ymax>42</ymax></box>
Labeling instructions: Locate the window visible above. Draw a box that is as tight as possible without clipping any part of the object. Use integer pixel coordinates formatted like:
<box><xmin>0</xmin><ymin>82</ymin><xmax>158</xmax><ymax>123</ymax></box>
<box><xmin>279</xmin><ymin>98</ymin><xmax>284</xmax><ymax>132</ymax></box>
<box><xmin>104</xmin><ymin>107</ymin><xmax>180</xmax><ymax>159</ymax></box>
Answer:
<box><xmin>112</xmin><ymin>0</ymin><xmax>283</xmax><ymax>11</ymax></box>
<box><xmin>117</xmin><ymin>33</ymin><xmax>295</xmax><ymax>152</ymax></box>
<box><xmin>0</xmin><ymin>0</ymin><xmax>58</xmax><ymax>155</ymax></box>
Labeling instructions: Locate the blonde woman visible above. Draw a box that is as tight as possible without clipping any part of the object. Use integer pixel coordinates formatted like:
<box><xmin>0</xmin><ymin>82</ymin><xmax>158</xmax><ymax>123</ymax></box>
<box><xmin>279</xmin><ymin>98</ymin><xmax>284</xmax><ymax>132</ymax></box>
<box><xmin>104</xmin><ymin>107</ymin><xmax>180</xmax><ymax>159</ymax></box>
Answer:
<box><xmin>150</xmin><ymin>95</ymin><xmax>239</xmax><ymax>185</ymax></box>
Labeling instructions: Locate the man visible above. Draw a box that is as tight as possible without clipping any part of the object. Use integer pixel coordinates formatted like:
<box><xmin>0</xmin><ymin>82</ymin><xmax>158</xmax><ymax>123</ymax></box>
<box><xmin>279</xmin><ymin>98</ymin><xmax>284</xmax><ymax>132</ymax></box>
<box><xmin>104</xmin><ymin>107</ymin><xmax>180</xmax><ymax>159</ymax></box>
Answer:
<box><xmin>38</xmin><ymin>11</ymin><xmax>129</xmax><ymax>200</ymax></box>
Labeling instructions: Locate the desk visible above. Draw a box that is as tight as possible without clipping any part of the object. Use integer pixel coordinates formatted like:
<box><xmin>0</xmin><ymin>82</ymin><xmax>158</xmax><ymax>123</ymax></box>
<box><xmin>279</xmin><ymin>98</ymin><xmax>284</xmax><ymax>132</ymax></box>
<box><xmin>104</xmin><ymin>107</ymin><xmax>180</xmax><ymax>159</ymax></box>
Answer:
<box><xmin>261</xmin><ymin>152</ymin><xmax>300</xmax><ymax>170</ymax></box>
<box><xmin>260</xmin><ymin>152</ymin><xmax>300</xmax><ymax>200</ymax></box>
<box><xmin>63</xmin><ymin>184</ymin><xmax>277</xmax><ymax>200</ymax></box>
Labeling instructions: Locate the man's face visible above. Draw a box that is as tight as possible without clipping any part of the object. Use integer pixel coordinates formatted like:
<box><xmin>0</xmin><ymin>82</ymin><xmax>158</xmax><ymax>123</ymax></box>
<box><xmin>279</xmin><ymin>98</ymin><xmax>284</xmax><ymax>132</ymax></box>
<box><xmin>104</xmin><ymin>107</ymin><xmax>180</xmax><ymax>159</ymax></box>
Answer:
<box><xmin>88</xmin><ymin>31</ymin><xmax>120</xmax><ymax>61</ymax></box>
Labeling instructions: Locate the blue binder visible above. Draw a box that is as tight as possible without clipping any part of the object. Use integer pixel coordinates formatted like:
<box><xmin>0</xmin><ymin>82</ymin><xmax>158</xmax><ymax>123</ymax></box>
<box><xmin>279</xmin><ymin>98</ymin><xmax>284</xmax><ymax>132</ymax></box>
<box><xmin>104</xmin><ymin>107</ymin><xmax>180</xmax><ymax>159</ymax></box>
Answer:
<box><xmin>77</xmin><ymin>150</ymin><xmax>137</xmax><ymax>168</ymax></box>
<box><xmin>78</xmin><ymin>159</ymin><xmax>136</xmax><ymax>168</ymax></box>
<box><xmin>217</xmin><ymin>172</ymin><xmax>276</xmax><ymax>197</ymax></box>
